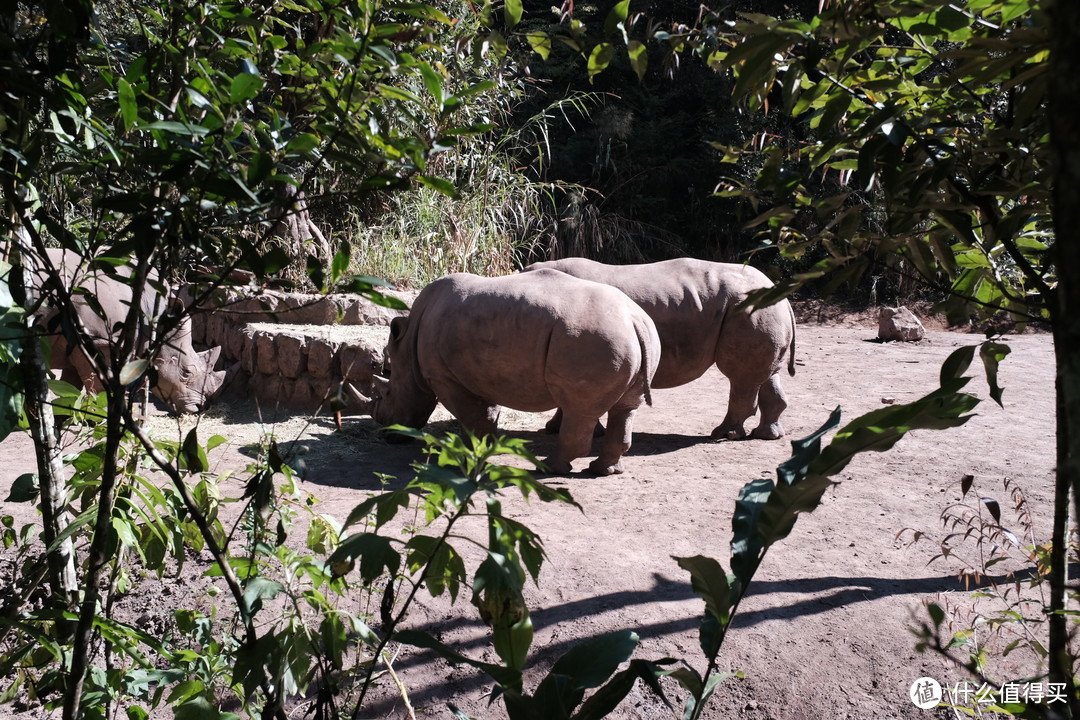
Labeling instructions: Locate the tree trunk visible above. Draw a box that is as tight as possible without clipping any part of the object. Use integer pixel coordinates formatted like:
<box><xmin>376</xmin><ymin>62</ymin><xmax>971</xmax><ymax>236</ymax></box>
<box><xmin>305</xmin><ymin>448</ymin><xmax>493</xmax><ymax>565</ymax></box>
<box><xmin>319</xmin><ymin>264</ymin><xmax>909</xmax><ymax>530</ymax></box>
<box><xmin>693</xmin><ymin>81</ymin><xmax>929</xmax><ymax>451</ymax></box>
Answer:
<box><xmin>1048</xmin><ymin>1</ymin><xmax>1080</xmax><ymax>716</ymax></box>
<box><xmin>7</xmin><ymin>227</ymin><xmax>79</xmax><ymax>613</ymax></box>
<box><xmin>269</xmin><ymin>182</ymin><xmax>329</xmax><ymax>266</ymax></box>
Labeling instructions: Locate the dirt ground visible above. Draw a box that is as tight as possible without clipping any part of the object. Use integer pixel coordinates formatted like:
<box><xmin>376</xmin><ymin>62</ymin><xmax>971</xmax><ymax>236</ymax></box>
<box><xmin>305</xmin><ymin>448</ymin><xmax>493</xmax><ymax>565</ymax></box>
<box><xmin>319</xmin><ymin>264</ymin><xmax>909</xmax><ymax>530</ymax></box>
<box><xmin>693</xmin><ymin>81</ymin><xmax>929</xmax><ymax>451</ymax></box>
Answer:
<box><xmin>0</xmin><ymin>312</ymin><xmax>1059</xmax><ymax>720</ymax></box>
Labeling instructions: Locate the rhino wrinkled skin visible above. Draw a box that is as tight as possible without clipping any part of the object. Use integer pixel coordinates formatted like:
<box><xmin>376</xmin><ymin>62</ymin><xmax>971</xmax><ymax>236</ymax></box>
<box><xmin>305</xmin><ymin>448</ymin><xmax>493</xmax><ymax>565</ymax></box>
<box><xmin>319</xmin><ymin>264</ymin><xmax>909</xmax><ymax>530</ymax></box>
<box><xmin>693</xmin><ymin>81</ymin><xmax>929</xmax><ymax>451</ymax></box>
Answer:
<box><xmin>36</xmin><ymin>249</ymin><xmax>227</xmax><ymax>414</ymax></box>
<box><xmin>525</xmin><ymin>257</ymin><xmax>796</xmax><ymax>440</ymax></box>
<box><xmin>353</xmin><ymin>270</ymin><xmax>661</xmax><ymax>476</ymax></box>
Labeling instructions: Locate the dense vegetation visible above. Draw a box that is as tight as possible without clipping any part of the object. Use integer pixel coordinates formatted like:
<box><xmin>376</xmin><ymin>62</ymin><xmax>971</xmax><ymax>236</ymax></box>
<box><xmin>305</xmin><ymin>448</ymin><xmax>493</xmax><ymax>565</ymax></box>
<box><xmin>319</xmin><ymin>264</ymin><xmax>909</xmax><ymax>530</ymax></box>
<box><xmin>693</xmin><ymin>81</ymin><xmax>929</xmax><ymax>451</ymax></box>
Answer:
<box><xmin>1</xmin><ymin>0</ymin><xmax>1078</xmax><ymax>718</ymax></box>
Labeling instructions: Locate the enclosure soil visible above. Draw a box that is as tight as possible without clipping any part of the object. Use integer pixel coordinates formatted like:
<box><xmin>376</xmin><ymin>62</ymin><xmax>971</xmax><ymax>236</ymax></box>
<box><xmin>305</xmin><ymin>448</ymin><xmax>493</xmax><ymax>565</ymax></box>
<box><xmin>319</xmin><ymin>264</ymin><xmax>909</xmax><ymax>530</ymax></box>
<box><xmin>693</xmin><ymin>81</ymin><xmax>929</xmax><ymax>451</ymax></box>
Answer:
<box><xmin>0</xmin><ymin>318</ymin><xmax>1058</xmax><ymax>720</ymax></box>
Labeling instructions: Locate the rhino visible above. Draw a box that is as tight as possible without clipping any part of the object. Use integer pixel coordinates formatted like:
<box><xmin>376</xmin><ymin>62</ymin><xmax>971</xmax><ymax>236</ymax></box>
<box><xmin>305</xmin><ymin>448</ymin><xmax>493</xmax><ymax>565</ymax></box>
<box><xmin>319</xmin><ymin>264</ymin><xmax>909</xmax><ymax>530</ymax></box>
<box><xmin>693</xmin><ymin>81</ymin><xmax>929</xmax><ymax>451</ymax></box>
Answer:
<box><xmin>524</xmin><ymin>257</ymin><xmax>796</xmax><ymax>440</ymax></box>
<box><xmin>35</xmin><ymin>249</ymin><xmax>228</xmax><ymax>414</ymax></box>
<box><xmin>347</xmin><ymin>270</ymin><xmax>661</xmax><ymax>476</ymax></box>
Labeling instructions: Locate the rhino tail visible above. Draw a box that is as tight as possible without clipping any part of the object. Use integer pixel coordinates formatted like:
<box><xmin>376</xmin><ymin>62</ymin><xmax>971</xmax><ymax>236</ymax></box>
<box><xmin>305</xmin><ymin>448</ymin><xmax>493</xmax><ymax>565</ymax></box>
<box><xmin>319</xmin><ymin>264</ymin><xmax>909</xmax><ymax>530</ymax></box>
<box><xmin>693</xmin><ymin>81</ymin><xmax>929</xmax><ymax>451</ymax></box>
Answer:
<box><xmin>639</xmin><ymin>320</ymin><xmax>655</xmax><ymax>408</ymax></box>
<box><xmin>787</xmin><ymin>302</ymin><xmax>797</xmax><ymax>377</ymax></box>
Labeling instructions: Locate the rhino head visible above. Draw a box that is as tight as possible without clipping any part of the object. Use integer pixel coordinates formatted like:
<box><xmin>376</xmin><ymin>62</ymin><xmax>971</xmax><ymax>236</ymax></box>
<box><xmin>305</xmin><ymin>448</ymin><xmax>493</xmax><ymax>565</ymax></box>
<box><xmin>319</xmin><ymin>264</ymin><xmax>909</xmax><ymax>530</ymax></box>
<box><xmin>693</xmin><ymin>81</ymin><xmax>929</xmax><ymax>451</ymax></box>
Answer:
<box><xmin>150</xmin><ymin>322</ymin><xmax>230</xmax><ymax>414</ymax></box>
<box><xmin>341</xmin><ymin>316</ymin><xmax>436</xmax><ymax>433</ymax></box>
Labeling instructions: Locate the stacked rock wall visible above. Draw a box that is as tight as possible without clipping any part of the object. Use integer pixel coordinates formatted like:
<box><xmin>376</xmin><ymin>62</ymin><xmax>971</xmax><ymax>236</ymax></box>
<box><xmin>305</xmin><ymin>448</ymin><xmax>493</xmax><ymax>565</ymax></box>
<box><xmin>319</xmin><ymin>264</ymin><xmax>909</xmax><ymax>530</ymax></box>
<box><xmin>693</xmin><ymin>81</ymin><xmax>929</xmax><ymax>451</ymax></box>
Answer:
<box><xmin>189</xmin><ymin>286</ymin><xmax>414</xmax><ymax>415</ymax></box>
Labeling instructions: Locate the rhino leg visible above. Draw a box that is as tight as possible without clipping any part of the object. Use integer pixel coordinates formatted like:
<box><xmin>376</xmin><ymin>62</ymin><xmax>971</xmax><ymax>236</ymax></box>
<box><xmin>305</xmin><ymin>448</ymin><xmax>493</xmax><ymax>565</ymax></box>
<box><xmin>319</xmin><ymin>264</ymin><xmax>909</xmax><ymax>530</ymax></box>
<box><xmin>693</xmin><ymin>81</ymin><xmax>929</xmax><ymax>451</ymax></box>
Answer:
<box><xmin>588</xmin><ymin>407</ymin><xmax>636</xmax><ymax>476</ymax></box>
<box><xmin>436</xmin><ymin>384</ymin><xmax>501</xmax><ymax>437</ymax></box>
<box><xmin>544</xmin><ymin>408</ymin><xmax>563</xmax><ymax>434</ymax></box>
<box><xmin>545</xmin><ymin>408</ymin><xmax>605</xmax><ymax>437</ymax></box>
<box><xmin>546</xmin><ymin>412</ymin><xmax>598</xmax><ymax>475</ymax></box>
<box><xmin>750</xmin><ymin>374</ymin><xmax>788</xmax><ymax>440</ymax></box>
<box><xmin>711</xmin><ymin>381</ymin><xmax>759</xmax><ymax>441</ymax></box>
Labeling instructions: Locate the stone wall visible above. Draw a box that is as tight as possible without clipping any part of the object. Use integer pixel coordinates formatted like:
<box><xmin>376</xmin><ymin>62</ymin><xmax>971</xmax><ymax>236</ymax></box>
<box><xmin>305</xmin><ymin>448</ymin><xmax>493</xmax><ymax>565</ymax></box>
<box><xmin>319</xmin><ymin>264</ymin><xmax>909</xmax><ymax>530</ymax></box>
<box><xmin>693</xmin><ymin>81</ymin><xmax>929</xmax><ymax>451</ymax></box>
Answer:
<box><xmin>189</xmin><ymin>286</ymin><xmax>415</xmax><ymax>415</ymax></box>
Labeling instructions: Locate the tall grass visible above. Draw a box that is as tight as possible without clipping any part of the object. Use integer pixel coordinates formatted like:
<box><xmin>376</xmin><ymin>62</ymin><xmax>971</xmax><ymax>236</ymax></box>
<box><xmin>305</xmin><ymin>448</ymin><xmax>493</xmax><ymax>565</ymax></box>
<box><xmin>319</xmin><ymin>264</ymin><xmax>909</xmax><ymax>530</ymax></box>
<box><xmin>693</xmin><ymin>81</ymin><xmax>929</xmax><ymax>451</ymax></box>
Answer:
<box><xmin>343</xmin><ymin>93</ymin><xmax>607</xmax><ymax>288</ymax></box>
<box><xmin>344</xmin><ymin>171</ymin><xmax>556</xmax><ymax>288</ymax></box>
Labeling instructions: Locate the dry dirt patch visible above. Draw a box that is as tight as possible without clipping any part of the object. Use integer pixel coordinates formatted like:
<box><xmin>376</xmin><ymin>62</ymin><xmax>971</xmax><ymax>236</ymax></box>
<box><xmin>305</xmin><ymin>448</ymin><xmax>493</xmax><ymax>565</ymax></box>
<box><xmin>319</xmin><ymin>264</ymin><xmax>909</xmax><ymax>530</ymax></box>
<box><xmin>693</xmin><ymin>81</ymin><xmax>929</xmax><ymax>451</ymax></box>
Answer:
<box><xmin>0</xmin><ymin>320</ymin><xmax>1056</xmax><ymax>719</ymax></box>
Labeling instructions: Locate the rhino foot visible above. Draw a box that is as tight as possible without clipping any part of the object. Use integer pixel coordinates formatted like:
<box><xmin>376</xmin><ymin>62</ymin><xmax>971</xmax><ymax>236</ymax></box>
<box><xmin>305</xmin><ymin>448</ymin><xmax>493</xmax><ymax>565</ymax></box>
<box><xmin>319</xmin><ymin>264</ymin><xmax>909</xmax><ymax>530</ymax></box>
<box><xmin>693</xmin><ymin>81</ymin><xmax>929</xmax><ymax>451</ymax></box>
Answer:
<box><xmin>542</xmin><ymin>457</ymin><xmax>573</xmax><ymax>475</ymax></box>
<box><xmin>711</xmin><ymin>425</ymin><xmax>747</xmax><ymax>441</ymax></box>
<box><xmin>750</xmin><ymin>423</ymin><xmax>785</xmax><ymax>440</ymax></box>
<box><xmin>587</xmin><ymin>459</ymin><xmax>624</xmax><ymax>476</ymax></box>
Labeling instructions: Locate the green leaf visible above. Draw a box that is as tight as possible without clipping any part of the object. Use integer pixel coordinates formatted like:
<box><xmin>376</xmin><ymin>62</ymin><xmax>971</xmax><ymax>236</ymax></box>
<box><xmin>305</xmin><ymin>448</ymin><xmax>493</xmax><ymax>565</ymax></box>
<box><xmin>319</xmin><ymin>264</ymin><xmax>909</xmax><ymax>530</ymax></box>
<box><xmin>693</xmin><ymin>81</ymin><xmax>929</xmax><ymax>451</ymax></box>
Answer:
<box><xmin>419</xmin><ymin>62</ymin><xmax>445</xmax><ymax>107</ymax></box>
<box><xmin>533</xmin><ymin>630</ymin><xmax>639</xmax><ymax>714</ymax></box>
<box><xmin>117</xmin><ymin>78</ymin><xmax>138</xmax><ymax>131</ymax></box>
<box><xmin>330</xmin><ymin>244</ymin><xmax>350</xmax><ymax>285</ymax></box>
<box><xmin>181</xmin><ymin>427</ymin><xmax>208</xmax><ymax>474</ymax></box>
<box><xmin>493</xmin><ymin>609</ymin><xmax>533</xmax><ymax>673</ymax></box>
<box><xmin>666</xmin><ymin>665</ymin><xmax>703</xmax><ymax>700</ymax></box>
<box><xmin>6</xmin><ymin>473</ymin><xmax>39</xmax><ymax>503</ymax></box>
<box><xmin>242</xmin><ymin>577</ymin><xmax>284</xmax><ymax>614</ymax></box>
<box><xmin>418</xmin><ymin>174</ymin><xmax>458</xmax><ymax>198</ymax></box>
<box><xmin>137</xmin><ymin>120</ymin><xmax>210</xmax><ymax>136</ymax></box>
<box><xmin>573</xmin><ymin>659</ymin><xmax>676</xmax><ymax>720</ymax></box>
<box><xmin>286</xmin><ymin>132</ymin><xmax>320</xmax><ymax>154</ymax></box>
<box><xmin>604</xmin><ymin>0</ymin><xmax>631</xmax><ymax>35</ymax></box>
<box><xmin>175</xmin><ymin>696</ymin><xmax>219</xmax><ymax>720</ymax></box>
<box><xmin>728</xmin><ymin>33</ymin><xmax>791</xmax><ymax>103</ymax></box>
<box><xmin>328</xmin><ymin>532</ymin><xmax>401</xmax><ymax>583</ymax></box>
<box><xmin>504</xmin><ymin>0</ymin><xmax>523</xmax><ymax>28</ymax></box>
<box><xmin>527</xmin><ymin>32</ymin><xmax>552</xmax><ymax>60</ymax></box>
<box><xmin>674</xmin><ymin>555</ymin><xmax>733</xmax><ymax>629</ymax></box>
<box><xmin>587</xmin><ymin>43</ymin><xmax>615</xmax><ymax>81</ymax></box>
<box><xmin>229</xmin><ymin>73</ymin><xmax>264</xmax><ymax>104</ymax></box>
<box><xmin>627</xmin><ymin>40</ymin><xmax>648</xmax><ymax>82</ymax></box>
<box><xmin>406</xmin><ymin>535</ymin><xmax>466</xmax><ymax>601</ymax></box>
<box><xmin>729</xmin><ymin>476</ymin><xmax>775</xmax><ymax>585</ymax></box>
<box><xmin>247</xmin><ymin>152</ymin><xmax>273</xmax><ymax>187</ymax></box>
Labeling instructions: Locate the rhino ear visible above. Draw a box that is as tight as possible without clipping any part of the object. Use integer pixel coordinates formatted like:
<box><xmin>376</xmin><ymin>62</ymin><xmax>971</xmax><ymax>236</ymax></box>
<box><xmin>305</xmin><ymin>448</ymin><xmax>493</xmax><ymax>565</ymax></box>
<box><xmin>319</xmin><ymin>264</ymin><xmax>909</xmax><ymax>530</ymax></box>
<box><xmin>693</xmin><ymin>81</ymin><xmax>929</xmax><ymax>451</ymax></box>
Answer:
<box><xmin>389</xmin><ymin>316</ymin><xmax>408</xmax><ymax>341</ymax></box>
<box><xmin>199</xmin><ymin>346</ymin><xmax>222</xmax><ymax>369</ymax></box>
<box><xmin>203</xmin><ymin>368</ymin><xmax>227</xmax><ymax>399</ymax></box>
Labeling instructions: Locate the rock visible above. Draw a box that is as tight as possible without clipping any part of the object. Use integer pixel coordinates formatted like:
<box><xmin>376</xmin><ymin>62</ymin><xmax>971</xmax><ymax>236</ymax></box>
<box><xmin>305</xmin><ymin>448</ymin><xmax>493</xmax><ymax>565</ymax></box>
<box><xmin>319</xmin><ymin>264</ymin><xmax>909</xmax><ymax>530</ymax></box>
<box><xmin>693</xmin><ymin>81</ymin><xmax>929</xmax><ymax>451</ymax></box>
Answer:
<box><xmin>307</xmin><ymin>338</ymin><xmax>341</xmax><ymax>378</ymax></box>
<box><xmin>878</xmin><ymin>306</ymin><xmax>925</xmax><ymax>342</ymax></box>
<box><xmin>254</xmin><ymin>330</ymin><xmax>278</xmax><ymax>376</ymax></box>
<box><xmin>340</xmin><ymin>344</ymin><xmax>382</xmax><ymax>382</ymax></box>
<box><xmin>340</xmin><ymin>293</ymin><xmax>412</xmax><ymax>325</ymax></box>
<box><xmin>274</xmin><ymin>332</ymin><xmax>307</xmax><ymax>378</ymax></box>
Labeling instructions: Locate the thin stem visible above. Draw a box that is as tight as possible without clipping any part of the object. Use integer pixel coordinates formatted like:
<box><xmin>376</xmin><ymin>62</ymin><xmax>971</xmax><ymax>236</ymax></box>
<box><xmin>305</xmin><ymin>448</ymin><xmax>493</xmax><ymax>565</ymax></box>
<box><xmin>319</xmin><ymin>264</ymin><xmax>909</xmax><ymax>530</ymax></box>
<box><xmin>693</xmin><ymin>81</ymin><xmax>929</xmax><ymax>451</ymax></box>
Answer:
<box><xmin>123</xmin><ymin>414</ymin><xmax>289</xmax><ymax>720</ymax></box>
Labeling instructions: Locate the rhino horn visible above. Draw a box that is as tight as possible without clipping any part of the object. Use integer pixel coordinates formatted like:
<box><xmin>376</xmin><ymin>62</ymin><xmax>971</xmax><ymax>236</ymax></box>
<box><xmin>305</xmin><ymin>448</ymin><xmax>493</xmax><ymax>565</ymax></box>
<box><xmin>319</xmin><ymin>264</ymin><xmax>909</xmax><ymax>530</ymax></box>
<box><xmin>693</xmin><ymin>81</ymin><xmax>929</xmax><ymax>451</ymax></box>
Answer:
<box><xmin>372</xmin><ymin>374</ymin><xmax>390</xmax><ymax>396</ymax></box>
<box><xmin>339</xmin><ymin>382</ymin><xmax>374</xmax><ymax>415</ymax></box>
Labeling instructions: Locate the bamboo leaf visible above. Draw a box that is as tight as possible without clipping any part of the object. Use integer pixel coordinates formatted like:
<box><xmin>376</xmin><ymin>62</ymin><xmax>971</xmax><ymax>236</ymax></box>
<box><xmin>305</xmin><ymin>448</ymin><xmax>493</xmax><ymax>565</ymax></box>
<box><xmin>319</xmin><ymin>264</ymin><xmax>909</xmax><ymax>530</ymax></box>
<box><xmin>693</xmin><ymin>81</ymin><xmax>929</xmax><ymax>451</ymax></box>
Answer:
<box><xmin>117</xmin><ymin>78</ymin><xmax>138</xmax><ymax>131</ymax></box>
<box><xmin>587</xmin><ymin>43</ymin><xmax>615</xmax><ymax>81</ymax></box>
<box><xmin>527</xmin><ymin>31</ymin><xmax>552</xmax><ymax>60</ymax></box>
<box><xmin>627</xmin><ymin>40</ymin><xmax>648</xmax><ymax>82</ymax></box>
<box><xmin>504</xmin><ymin>0</ymin><xmax>523</xmax><ymax>28</ymax></box>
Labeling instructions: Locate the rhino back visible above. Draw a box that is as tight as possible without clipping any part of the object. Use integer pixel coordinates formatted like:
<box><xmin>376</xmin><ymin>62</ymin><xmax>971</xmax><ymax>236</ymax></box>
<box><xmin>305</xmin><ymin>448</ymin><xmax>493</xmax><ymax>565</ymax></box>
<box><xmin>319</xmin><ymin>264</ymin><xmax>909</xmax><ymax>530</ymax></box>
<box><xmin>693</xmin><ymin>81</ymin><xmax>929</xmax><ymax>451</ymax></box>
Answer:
<box><xmin>411</xmin><ymin>272</ymin><xmax>648</xmax><ymax>413</ymax></box>
<box><xmin>528</xmin><ymin>258</ymin><xmax>779</xmax><ymax>386</ymax></box>
<box><xmin>40</xmin><ymin>249</ymin><xmax>171</xmax><ymax>348</ymax></box>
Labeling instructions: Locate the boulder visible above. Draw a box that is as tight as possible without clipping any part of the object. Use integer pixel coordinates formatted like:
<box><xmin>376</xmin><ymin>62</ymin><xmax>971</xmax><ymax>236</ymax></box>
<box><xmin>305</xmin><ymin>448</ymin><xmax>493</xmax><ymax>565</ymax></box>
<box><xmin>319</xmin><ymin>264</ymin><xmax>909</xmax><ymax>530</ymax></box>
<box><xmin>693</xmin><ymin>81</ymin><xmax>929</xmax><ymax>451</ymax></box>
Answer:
<box><xmin>274</xmin><ymin>332</ymin><xmax>307</xmax><ymax>378</ymax></box>
<box><xmin>878</xmin><ymin>306</ymin><xmax>925</xmax><ymax>342</ymax></box>
<box><xmin>307</xmin><ymin>338</ymin><xmax>341</xmax><ymax>378</ymax></box>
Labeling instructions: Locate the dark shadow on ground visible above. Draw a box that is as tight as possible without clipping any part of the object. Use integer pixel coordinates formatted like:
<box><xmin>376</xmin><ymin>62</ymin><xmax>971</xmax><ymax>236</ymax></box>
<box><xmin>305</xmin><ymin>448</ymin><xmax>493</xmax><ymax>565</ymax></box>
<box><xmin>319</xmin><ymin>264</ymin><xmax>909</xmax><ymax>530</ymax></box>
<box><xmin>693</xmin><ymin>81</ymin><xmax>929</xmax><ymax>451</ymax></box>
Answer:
<box><xmin>357</xmin><ymin>566</ymin><xmax>1051</xmax><ymax>717</ymax></box>
<box><xmin>274</xmin><ymin>421</ymin><xmax>719</xmax><ymax>490</ymax></box>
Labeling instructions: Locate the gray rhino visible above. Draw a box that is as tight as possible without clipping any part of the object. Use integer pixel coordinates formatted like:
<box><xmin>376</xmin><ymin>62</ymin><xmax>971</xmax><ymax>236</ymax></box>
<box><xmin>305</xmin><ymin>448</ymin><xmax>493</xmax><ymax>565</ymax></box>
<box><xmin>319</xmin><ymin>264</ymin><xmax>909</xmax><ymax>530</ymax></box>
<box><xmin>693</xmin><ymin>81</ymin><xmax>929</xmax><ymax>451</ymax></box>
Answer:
<box><xmin>36</xmin><ymin>249</ymin><xmax>227</xmax><ymax>414</ymax></box>
<box><xmin>348</xmin><ymin>270</ymin><xmax>660</xmax><ymax>476</ymax></box>
<box><xmin>524</xmin><ymin>257</ymin><xmax>796</xmax><ymax>440</ymax></box>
